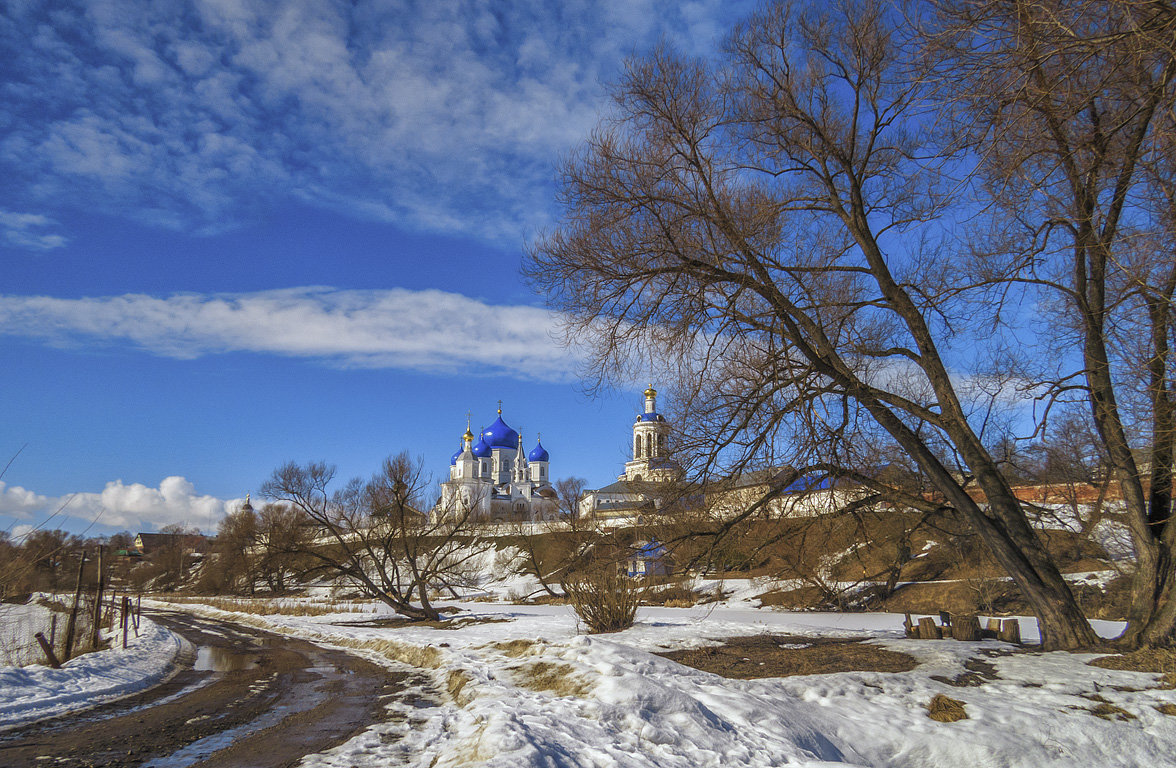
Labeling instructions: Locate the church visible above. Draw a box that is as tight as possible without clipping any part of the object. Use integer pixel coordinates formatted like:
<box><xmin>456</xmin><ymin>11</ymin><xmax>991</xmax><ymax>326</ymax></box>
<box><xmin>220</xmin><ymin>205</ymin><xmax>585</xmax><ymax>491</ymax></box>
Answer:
<box><xmin>436</xmin><ymin>404</ymin><xmax>558</xmax><ymax>521</ymax></box>
<box><xmin>578</xmin><ymin>385</ymin><xmax>684</xmax><ymax>526</ymax></box>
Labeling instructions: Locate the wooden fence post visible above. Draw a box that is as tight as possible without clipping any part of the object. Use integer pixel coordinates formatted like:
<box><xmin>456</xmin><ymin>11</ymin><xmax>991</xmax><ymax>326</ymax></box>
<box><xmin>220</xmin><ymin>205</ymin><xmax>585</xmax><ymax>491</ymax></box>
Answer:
<box><xmin>88</xmin><ymin>546</ymin><xmax>105</xmax><ymax>651</ymax></box>
<box><xmin>35</xmin><ymin>632</ymin><xmax>62</xmax><ymax>669</ymax></box>
<box><xmin>62</xmin><ymin>550</ymin><xmax>87</xmax><ymax>662</ymax></box>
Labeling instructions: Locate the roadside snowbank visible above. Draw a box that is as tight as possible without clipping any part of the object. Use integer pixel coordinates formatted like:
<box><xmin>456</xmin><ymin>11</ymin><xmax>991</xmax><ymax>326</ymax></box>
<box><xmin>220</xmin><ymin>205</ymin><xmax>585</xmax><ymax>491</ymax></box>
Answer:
<box><xmin>0</xmin><ymin>615</ymin><xmax>181</xmax><ymax>730</ymax></box>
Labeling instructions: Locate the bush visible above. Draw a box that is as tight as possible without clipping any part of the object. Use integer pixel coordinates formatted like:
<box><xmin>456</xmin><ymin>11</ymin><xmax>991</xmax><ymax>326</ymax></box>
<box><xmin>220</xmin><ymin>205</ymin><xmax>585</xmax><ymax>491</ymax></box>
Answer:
<box><xmin>563</xmin><ymin>564</ymin><xmax>642</xmax><ymax>633</ymax></box>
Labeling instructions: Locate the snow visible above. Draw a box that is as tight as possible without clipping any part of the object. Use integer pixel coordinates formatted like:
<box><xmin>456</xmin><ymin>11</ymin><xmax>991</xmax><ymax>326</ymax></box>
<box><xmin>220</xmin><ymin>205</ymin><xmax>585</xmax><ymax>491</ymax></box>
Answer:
<box><xmin>0</xmin><ymin>609</ymin><xmax>182</xmax><ymax>730</ymax></box>
<box><xmin>142</xmin><ymin>587</ymin><xmax>1175</xmax><ymax>768</ymax></box>
<box><xmin>5</xmin><ymin>582</ymin><xmax>1175</xmax><ymax>766</ymax></box>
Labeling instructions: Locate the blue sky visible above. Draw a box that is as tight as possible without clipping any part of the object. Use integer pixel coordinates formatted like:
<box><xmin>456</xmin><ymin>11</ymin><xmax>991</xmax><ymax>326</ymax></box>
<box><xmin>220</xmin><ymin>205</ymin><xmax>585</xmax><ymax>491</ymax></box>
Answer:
<box><xmin>0</xmin><ymin>0</ymin><xmax>756</xmax><ymax>538</ymax></box>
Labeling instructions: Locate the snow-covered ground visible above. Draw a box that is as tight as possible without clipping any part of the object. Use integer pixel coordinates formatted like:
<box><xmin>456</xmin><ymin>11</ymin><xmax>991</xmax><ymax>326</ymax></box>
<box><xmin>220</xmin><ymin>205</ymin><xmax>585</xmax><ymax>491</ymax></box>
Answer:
<box><xmin>149</xmin><ymin>579</ymin><xmax>1174</xmax><ymax>768</ymax></box>
<box><xmin>0</xmin><ymin>605</ymin><xmax>181</xmax><ymax>731</ymax></box>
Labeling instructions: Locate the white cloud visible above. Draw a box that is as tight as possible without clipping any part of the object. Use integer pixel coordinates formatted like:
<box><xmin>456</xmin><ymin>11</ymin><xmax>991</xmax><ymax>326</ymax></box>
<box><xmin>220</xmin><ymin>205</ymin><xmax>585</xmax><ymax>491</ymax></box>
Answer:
<box><xmin>0</xmin><ymin>210</ymin><xmax>68</xmax><ymax>250</ymax></box>
<box><xmin>0</xmin><ymin>477</ymin><xmax>237</xmax><ymax>533</ymax></box>
<box><xmin>0</xmin><ymin>0</ymin><xmax>755</xmax><ymax>243</ymax></box>
<box><xmin>0</xmin><ymin>286</ymin><xmax>583</xmax><ymax>382</ymax></box>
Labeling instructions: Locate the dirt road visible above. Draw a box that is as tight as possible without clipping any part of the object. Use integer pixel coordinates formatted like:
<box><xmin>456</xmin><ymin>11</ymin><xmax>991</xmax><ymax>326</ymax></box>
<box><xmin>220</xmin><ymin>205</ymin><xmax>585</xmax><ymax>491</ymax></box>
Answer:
<box><xmin>0</xmin><ymin>609</ymin><xmax>405</xmax><ymax>768</ymax></box>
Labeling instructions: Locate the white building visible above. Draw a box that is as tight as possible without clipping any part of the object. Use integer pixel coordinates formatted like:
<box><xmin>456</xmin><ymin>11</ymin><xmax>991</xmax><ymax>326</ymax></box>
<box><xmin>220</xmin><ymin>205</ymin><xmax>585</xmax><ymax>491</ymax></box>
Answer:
<box><xmin>437</xmin><ymin>405</ymin><xmax>557</xmax><ymax>522</ymax></box>
<box><xmin>579</xmin><ymin>386</ymin><xmax>683</xmax><ymax>526</ymax></box>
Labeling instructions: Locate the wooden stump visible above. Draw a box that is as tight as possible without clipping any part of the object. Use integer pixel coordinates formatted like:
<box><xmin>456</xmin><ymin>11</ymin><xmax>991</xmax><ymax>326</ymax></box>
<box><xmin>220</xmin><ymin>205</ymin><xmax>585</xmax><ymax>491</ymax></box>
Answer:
<box><xmin>951</xmin><ymin>614</ymin><xmax>981</xmax><ymax>641</ymax></box>
<box><xmin>918</xmin><ymin>617</ymin><xmax>943</xmax><ymax>639</ymax></box>
<box><xmin>999</xmin><ymin>618</ymin><xmax>1022</xmax><ymax>644</ymax></box>
<box><xmin>903</xmin><ymin>613</ymin><xmax>916</xmax><ymax>638</ymax></box>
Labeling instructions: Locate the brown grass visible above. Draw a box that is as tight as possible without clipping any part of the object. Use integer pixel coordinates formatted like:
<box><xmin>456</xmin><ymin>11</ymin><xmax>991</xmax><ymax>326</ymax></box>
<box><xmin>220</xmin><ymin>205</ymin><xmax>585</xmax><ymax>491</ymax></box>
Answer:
<box><xmin>660</xmin><ymin>634</ymin><xmax>917</xmax><ymax>680</ymax></box>
<box><xmin>1089</xmin><ymin>702</ymin><xmax>1136</xmax><ymax>721</ymax></box>
<box><xmin>513</xmin><ymin>661</ymin><xmax>592</xmax><ymax>697</ymax></box>
<box><xmin>446</xmin><ymin>668</ymin><xmax>475</xmax><ymax>705</ymax></box>
<box><xmin>1088</xmin><ymin>648</ymin><xmax>1176</xmax><ymax>689</ymax></box>
<box><xmin>490</xmin><ymin>639</ymin><xmax>538</xmax><ymax>658</ymax></box>
<box><xmin>158</xmin><ymin>596</ymin><xmax>370</xmax><ymax>616</ymax></box>
<box><xmin>927</xmin><ymin>694</ymin><xmax>968</xmax><ymax>722</ymax></box>
<box><xmin>1154</xmin><ymin>703</ymin><xmax>1176</xmax><ymax>716</ymax></box>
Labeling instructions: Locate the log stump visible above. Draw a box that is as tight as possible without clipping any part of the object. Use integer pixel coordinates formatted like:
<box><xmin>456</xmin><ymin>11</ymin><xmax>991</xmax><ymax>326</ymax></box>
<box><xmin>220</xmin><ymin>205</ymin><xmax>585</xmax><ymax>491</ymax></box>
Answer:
<box><xmin>951</xmin><ymin>614</ymin><xmax>981</xmax><ymax>641</ymax></box>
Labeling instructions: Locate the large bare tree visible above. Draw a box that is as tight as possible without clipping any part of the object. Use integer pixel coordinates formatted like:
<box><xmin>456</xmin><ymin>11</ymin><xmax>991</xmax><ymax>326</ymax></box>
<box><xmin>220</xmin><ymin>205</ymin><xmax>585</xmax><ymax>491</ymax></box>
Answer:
<box><xmin>525</xmin><ymin>0</ymin><xmax>1150</xmax><ymax>649</ymax></box>
<box><xmin>929</xmin><ymin>0</ymin><xmax>1176</xmax><ymax>646</ymax></box>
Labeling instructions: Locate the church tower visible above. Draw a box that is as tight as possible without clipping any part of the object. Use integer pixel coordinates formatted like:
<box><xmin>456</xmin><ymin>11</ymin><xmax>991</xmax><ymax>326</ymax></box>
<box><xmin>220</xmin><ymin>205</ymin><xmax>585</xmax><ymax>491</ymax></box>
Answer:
<box><xmin>623</xmin><ymin>385</ymin><xmax>679</xmax><ymax>482</ymax></box>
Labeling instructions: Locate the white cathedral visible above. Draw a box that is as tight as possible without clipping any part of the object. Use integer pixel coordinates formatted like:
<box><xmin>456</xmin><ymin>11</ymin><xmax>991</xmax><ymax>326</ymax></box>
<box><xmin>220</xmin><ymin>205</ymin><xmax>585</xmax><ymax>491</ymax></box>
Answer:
<box><xmin>436</xmin><ymin>387</ymin><xmax>682</xmax><ymax>525</ymax></box>
<box><xmin>436</xmin><ymin>404</ymin><xmax>558</xmax><ymax>521</ymax></box>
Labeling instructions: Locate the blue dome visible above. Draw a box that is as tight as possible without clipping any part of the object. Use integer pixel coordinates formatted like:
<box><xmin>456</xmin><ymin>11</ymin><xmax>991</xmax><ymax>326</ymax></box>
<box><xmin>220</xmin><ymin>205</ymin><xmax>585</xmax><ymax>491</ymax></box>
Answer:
<box><xmin>472</xmin><ymin>434</ymin><xmax>491</xmax><ymax>458</ymax></box>
<box><xmin>482</xmin><ymin>414</ymin><xmax>519</xmax><ymax>448</ymax></box>
<box><xmin>637</xmin><ymin>412</ymin><xmax>666</xmax><ymax>422</ymax></box>
<box><xmin>528</xmin><ymin>439</ymin><xmax>549</xmax><ymax>463</ymax></box>
<box><xmin>449</xmin><ymin>442</ymin><xmax>464</xmax><ymax>465</ymax></box>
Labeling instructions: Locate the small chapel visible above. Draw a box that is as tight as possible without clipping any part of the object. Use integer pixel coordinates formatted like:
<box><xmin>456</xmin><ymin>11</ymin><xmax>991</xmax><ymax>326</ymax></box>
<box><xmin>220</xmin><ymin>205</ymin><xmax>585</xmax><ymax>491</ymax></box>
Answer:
<box><xmin>436</xmin><ymin>404</ymin><xmax>558</xmax><ymax>521</ymax></box>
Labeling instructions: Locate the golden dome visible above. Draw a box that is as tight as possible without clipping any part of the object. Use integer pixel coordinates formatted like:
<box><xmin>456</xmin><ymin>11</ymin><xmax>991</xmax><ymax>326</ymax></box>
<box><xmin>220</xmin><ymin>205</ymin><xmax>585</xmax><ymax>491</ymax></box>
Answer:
<box><xmin>644</xmin><ymin>384</ymin><xmax>657</xmax><ymax>398</ymax></box>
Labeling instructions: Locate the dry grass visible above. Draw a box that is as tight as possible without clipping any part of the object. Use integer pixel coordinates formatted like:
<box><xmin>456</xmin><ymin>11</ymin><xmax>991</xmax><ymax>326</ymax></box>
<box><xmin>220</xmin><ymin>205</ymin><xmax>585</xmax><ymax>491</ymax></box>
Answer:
<box><xmin>158</xmin><ymin>596</ymin><xmax>371</xmax><ymax>617</ymax></box>
<box><xmin>1154</xmin><ymin>703</ymin><xmax>1176</xmax><ymax>716</ymax></box>
<box><xmin>1089</xmin><ymin>702</ymin><xmax>1136</xmax><ymax>721</ymax></box>
<box><xmin>513</xmin><ymin>661</ymin><xmax>592</xmax><ymax>697</ymax></box>
<box><xmin>330</xmin><ymin>637</ymin><xmax>443</xmax><ymax>669</ymax></box>
<box><xmin>490</xmin><ymin>639</ymin><xmax>538</xmax><ymax>658</ymax></box>
<box><xmin>1088</xmin><ymin>648</ymin><xmax>1176</xmax><ymax>689</ymax></box>
<box><xmin>927</xmin><ymin>694</ymin><xmax>968</xmax><ymax>722</ymax></box>
<box><xmin>660</xmin><ymin>634</ymin><xmax>918</xmax><ymax>680</ymax></box>
<box><xmin>446</xmin><ymin>668</ymin><xmax>475</xmax><ymax>705</ymax></box>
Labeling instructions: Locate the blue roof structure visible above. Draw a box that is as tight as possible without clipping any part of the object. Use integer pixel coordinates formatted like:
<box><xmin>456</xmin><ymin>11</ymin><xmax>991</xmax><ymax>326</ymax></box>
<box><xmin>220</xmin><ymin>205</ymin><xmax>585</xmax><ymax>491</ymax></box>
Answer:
<box><xmin>472</xmin><ymin>434</ymin><xmax>491</xmax><ymax>458</ymax></box>
<box><xmin>528</xmin><ymin>439</ymin><xmax>549</xmax><ymax>463</ymax></box>
<box><xmin>449</xmin><ymin>442</ymin><xmax>464</xmax><ymax>466</ymax></box>
<box><xmin>483</xmin><ymin>414</ymin><xmax>519</xmax><ymax>448</ymax></box>
<box><xmin>782</xmin><ymin>475</ymin><xmax>834</xmax><ymax>494</ymax></box>
<box><xmin>636</xmin><ymin>412</ymin><xmax>666</xmax><ymax>422</ymax></box>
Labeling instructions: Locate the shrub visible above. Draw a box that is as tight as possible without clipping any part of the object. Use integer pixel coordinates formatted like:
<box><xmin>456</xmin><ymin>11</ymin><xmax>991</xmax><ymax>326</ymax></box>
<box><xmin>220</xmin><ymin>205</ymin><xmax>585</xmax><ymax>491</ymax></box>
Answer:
<box><xmin>562</xmin><ymin>564</ymin><xmax>642</xmax><ymax>633</ymax></box>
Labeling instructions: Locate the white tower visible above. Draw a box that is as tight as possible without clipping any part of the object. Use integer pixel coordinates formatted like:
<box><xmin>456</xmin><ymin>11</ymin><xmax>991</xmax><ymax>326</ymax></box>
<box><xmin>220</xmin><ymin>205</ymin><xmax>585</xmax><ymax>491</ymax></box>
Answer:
<box><xmin>623</xmin><ymin>385</ymin><xmax>678</xmax><ymax>482</ymax></box>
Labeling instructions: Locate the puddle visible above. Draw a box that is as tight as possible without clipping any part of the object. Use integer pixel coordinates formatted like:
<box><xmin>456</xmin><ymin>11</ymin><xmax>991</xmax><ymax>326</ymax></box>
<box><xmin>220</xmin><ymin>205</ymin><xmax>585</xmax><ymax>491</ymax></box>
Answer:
<box><xmin>195</xmin><ymin>646</ymin><xmax>260</xmax><ymax>672</ymax></box>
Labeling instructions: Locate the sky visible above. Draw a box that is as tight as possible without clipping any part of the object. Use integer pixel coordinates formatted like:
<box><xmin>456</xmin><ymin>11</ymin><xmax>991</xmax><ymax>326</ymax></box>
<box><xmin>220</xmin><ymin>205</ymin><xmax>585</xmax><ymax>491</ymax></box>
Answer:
<box><xmin>0</xmin><ymin>0</ymin><xmax>758</xmax><ymax>539</ymax></box>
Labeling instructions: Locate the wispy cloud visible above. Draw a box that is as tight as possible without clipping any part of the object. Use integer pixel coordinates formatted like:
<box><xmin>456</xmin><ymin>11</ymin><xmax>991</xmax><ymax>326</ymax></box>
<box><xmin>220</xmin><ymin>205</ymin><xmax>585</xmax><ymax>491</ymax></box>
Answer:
<box><xmin>0</xmin><ymin>286</ymin><xmax>582</xmax><ymax>381</ymax></box>
<box><xmin>0</xmin><ymin>210</ymin><xmax>68</xmax><ymax>250</ymax></box>
<box><xmin>1</xmin><ymin>477</ymin><xmax>237</xmax><ymax>533</ymax></box>
<box><xmin>0</xmin><ymin>0</ymin><xmax>752</xmax><ymax>243</ymax></box>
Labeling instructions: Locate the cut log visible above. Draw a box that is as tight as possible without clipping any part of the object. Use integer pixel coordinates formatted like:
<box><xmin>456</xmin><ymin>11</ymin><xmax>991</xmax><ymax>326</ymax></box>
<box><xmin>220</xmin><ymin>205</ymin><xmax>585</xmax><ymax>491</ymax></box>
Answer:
<box><xmin>952</xmin><ymin>615</ymin><xmax>981</xmax><ymax>641</ymax></box>
<box><xmin>999</xmin><ymin>618</ymin><xmax>1022</xmax><ymax>645</ymax></box>
<box><xmin>918</xmin><ymin>617</ymin><xmax>942</xmax><ymax>640</ymax></box>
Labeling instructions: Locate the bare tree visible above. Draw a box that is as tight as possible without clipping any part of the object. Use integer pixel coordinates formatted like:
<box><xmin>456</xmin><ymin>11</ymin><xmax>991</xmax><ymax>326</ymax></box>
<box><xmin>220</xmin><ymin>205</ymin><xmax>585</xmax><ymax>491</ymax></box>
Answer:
<box><xmin>929</xmin><ymin>0</ymin><xmax>1176</xmax><ymax>646</ymax></box>
<box><xmin>526</xmin><ymin>0</ymin><xmax>1115</xmax><ymax>648</ymax></box>
<box><xmin>261</xmin><ymin>453</ymin><xmax>489</xmax><ymax>621</ymax></box>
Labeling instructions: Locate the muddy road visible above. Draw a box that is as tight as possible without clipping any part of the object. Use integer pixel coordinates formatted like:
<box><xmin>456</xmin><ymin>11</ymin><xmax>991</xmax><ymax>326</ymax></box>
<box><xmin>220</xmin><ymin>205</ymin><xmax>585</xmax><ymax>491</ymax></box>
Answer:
<box><xmin>0</xmin><ymin>609</ymin><xmax>406</xmax><ymax>768</ymax></box>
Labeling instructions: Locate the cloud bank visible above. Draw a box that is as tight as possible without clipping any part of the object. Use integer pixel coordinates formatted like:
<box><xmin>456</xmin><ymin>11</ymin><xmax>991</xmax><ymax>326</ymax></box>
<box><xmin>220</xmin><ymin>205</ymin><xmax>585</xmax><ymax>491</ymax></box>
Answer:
<box><xmin>1</xmin><ymin>477</ymin><xmax>237</xmax><ymax>534</ymax></box>
<box><xmin>0</xmin><ymin>0</ymin><xmax>751</xmax><ymax>244</ymax></box>
<box><xmin>0</xmin><ymin>286</ymin><xmax>582</xmax><ymax>381</ymax></box>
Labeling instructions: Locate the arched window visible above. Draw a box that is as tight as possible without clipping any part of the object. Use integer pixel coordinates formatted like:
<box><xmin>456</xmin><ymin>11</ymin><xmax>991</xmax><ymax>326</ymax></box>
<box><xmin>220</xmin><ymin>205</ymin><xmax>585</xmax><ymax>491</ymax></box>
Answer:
<box><xmin>645</xmin><ymin>433</ymin><xmax>653</xmax><ymax>457</ymax></box>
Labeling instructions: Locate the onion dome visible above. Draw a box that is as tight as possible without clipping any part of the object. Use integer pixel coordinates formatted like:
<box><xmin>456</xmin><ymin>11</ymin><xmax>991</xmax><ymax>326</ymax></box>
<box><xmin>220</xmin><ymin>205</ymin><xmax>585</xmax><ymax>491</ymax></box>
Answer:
<box><xmin>450</xmin><ymin>441</ymin><xmax>464</xmax><ymax>465</ymax></box>
<box><xmin>472</xmin><ymin>432</ymin><xmax>491</xmax><ymax>458</ymax></box>
<box><xmin>528</xmin><ymin>436</ymin><xmax>549</xmax><ymax>463</ymax></box>
<box><xmin>482</xmin><ymin>412</ymin><xmax>520</xmax><ymax>448</ymax></box>
<box><xmin>638</xmin><ymin>412</ymin><xmax>666</xmax><ymax>422</ymax></box>
<box><xmin>241</xmin><ymin>493</ymin><xmax>253</xmax><ymax>513</ymax></box>
<box><xmin>644</xmin><ymin>384</ymin><xmax>657</xmax><ymax>398</ymax></box>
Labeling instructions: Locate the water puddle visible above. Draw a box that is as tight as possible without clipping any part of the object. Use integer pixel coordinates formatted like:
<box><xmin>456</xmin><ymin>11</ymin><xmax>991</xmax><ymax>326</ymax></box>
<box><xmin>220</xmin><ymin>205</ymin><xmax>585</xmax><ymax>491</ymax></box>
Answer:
<box><xmin>194</xmin><ymin>646</ymin><xmax>260</xmax><ymax>672</ymax></box>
